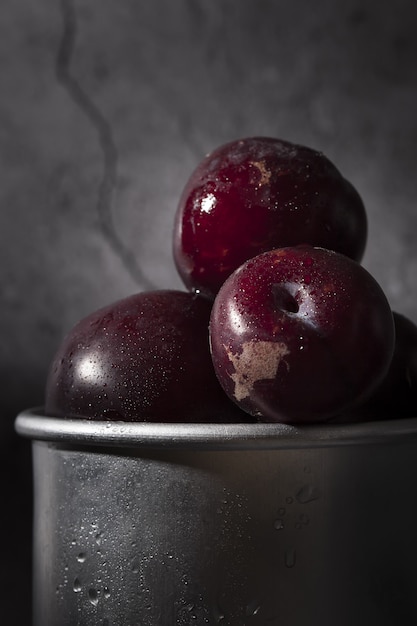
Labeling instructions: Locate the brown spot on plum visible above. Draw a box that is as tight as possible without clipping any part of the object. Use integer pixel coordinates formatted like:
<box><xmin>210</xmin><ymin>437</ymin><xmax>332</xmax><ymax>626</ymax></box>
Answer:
<box><xmin>323</xmin><ymin>283</ymin><xmax>336</xmax><ymax>294</ymax></box>
<box><xmin>249</xmin><ymin>160</ymin><xmax>271</xmax><ymax>186</ymax></box>
<box><xmin>224</xmin><ymin>340</ymin><xmax>290</xmax><ymax>401</ymax></box>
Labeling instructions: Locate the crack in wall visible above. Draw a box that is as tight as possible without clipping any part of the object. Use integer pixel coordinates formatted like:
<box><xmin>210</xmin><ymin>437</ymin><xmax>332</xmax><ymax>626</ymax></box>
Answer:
<box><xmin>56</xmin><ymin>0</ymin><xmax>154</xmax><ymax>291</ymax></box>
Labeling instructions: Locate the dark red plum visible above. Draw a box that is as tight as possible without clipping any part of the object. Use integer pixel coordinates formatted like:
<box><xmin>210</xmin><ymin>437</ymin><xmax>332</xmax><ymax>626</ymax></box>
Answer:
<box><xmin>174</xmin><ymin>137</ymin><xmax>367</xmax><ymax>298</ymax></box>
<box><xmin>209</xmin><ymin>246</ymin><xmax>395</xmax><ymax>424</ymax></box>
<box><xmin>334</xmin><ymin>312</ymin><xmax>417</xmax><ymax>422</ymax></box>
<box><xmin>45</xmin><ymin>289</ymin><xmax>249</xmax><ymax>423</ymax></box>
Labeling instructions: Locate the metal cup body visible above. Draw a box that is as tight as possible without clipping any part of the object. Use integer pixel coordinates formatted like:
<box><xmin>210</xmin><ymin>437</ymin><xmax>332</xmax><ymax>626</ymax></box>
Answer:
<box><xmin>16</xmin><ymin>410</ymin><xmax>417</xmax><ymax>626</ymax></box>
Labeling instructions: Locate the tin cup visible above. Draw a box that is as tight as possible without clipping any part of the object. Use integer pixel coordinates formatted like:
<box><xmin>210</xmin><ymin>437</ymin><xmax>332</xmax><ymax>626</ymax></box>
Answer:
<box><xmin>15</xmin><ymin>408</ymin><xmax>417</xmax><ymax>626</ymax></box>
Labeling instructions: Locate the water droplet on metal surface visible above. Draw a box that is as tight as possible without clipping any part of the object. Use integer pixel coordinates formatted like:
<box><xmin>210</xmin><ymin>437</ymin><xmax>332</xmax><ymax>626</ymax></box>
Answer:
<box><xmin>296</xmin><ymin>484</ymin><xmax>320</xmax><ymax>504</ymax></box>
<box><xmin>88</xmin><ymin>587</ymin><xmax>99</xmax><ymax>606</ymax></box>
<box><xmin>285</xmin><ymin>547</ymin><xmax>296</xmax><ymax>568</ymax></box>
<box><xmin>246</xmin><ymin>600</ymin><xmax>261</xmax><ymax>616</ymax></box>
<box><xmin>73</xmin><ymin>578</ymin><xmax>82</xmax><ymax>593</ymax></box>
<box><xmin>131</xmin><ymin>556</ymin><xmax>140</xmax><ymax>574</ymax></box>
<box><xmin>213</xmin><ymin>604</ymin><xmax>225</xmax><ymax>623</ymax></box>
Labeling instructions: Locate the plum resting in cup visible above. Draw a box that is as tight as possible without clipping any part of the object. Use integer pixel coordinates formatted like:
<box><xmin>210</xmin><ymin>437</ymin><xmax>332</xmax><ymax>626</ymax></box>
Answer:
<box><xmin>173</xmin><ymin>136</ymin><xmax>367</xmax><ymax>298</ymax></box>
<box><xmin>335</xmin><ymin>312</ymin><xmax>417</xmax><ymax>422</ymax></box>
<box><xmin>45</xmin><ymin>289</ymin><xmax>248</xmax><ymax>423</ymax></box>
<box><xmin>209</xmin><ymin>246</ymin><xmax>395</xmax><ymax>424</ymax></box>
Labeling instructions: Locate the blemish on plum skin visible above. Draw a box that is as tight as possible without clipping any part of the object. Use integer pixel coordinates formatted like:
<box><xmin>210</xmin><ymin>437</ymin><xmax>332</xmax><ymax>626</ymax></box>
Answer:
<box><xmin>249</xmin><ymin>160</ymin><xmax>271</xmax><ymax>186</ymax></box>
<box><xmin>224</xmin><ymin>340</ymin><xmax>290</xmax><ymax>401</ymax></box>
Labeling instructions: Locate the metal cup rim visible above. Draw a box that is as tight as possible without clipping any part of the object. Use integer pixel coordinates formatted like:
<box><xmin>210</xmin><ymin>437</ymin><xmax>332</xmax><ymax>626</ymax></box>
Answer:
<box><xmin>14</xmin><ymin>407</ymin><xmax>417</xmax><ymax>451</ymax></box>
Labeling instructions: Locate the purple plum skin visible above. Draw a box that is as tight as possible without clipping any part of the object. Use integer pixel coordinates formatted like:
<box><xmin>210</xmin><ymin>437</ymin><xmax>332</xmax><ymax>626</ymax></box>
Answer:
<box><xmin>174</xmin><ymin>137</ymin><xmax>367</xmax><ymax>299</ymax></box>
<box><xmin>333</xmin><ymin>312</ymin><xmax>417</xmax><ymax>422</ymax></box>
<box><xmin>209</xmin><ymin>246</ymin><xmax>395</xmax><ymax>424</ymax></box>
<box><xmin>45</xmin><ymin>289</ymin><xmax>249</xmax><ymax>423</ymax></box>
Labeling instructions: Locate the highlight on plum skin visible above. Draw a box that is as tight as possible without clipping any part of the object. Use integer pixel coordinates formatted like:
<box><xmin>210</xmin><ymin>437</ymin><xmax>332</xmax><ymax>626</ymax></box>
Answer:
<box><xmin>209</xmin><ymin>246</ymin><xmax>395</xmax><ymax>425</ymax></box>
<box><xmin>173</xmin><ymin>136</ymin><xmax>368</xmax><ymax>299</ymax></box>
<box><xmin>45</xmin><ymin>289</ymin><xmax>251</xmax><ymax>423</ymax></box>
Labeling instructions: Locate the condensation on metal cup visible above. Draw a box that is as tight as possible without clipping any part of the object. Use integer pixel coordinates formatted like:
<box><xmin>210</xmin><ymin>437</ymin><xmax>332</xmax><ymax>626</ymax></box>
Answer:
<box><xmin>15</xmin><ymin>408</ymin><xmax>417</xmax><ymax>626</ymax></box>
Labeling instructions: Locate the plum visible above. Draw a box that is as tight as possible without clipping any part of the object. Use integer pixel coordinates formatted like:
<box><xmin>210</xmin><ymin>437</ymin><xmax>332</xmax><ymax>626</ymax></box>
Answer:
<box><xmin>45</xmin><ymin>289</ymin><xmax>248</xmax><ymax>423</ymax></box>
<box><xmin>334</xmin><ymin>312</ymin><xmax>417</xmax><ymax>422</ymax></box>
<box><xmin>209</xmin><ymin>246</ymin><xmax>395</xmax><ymax>424</ymax></box>
<box><xmin>174</xmin><ymin>137</ymin><xmax>367</xmax><ymax>298</ymax></box>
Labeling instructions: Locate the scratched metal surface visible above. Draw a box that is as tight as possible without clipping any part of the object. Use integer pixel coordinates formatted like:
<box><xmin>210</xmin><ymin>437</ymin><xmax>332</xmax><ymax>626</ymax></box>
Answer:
<box><xmin>1</xmin><ymin>0</ymin><xmax>417</xmax><ymax>621</ymax></box>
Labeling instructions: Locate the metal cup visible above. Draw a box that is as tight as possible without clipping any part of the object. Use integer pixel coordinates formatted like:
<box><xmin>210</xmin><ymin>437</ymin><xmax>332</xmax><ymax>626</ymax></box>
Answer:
<box><xmin>16</xmin><ymin>408</ymin><xmax>417</xmax><ymax>626</ymax></box>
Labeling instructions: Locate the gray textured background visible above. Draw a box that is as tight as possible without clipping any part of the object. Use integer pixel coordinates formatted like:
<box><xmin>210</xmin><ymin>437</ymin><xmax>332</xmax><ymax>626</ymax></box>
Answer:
<box><xmin>2</xmin><ymin>0</ymin><xmax>417</xmax><ymax>621</ymax></box>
